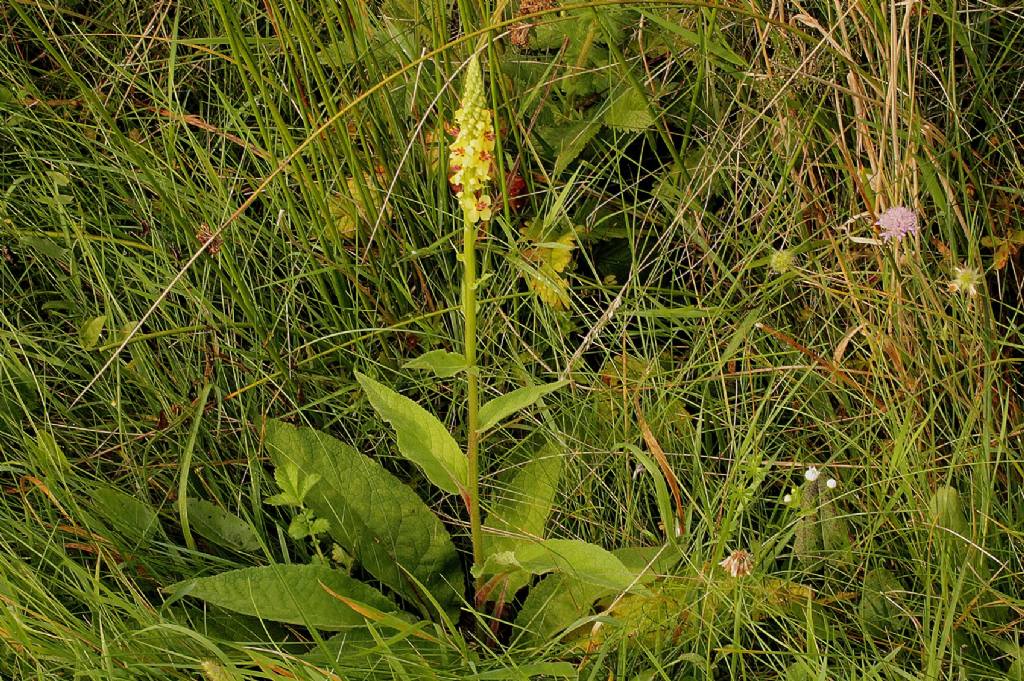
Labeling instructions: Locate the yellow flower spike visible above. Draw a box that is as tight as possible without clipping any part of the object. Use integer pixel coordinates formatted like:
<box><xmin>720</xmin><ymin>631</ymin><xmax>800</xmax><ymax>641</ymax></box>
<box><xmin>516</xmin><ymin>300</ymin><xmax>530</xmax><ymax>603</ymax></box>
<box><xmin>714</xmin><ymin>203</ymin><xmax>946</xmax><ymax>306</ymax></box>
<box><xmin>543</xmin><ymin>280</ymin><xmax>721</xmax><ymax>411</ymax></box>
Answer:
<box><xmin>449</xmin><ymin>56</ymin><xmax>495</xmax><ymax>224</ymax></box>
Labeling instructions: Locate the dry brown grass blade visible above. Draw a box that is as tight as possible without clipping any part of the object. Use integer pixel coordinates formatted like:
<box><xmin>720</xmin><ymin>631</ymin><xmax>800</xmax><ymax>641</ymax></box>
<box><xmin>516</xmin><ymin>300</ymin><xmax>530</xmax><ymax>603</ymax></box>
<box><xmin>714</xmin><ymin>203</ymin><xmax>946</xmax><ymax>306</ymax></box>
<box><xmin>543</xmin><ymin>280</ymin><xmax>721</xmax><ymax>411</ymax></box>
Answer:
<box><xmin>149</xmin><ymin>106</ymin><xmax>272</xmax><ymax>160</ymax></box>
<box><xmin>318</xmin><ymin>582</ymin><xmax>441</xmax><ymax>644</ymax></box>
<box><xmin>632</xmin><ymin>395</ymin><xmax>686</xmax><ymax>536</ymax></box>
<box><xmin>755</xmin><ymin>321</ymin><xmax>887</xmax><ymax>412</ymax></box>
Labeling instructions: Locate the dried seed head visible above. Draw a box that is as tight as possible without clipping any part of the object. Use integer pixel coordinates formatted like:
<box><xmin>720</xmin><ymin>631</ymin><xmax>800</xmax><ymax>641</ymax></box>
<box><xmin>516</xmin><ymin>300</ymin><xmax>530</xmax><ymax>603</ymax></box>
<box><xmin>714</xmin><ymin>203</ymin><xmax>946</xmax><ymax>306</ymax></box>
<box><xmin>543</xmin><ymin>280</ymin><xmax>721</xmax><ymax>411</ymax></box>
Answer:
<box><xmin>196</xmin><ymin>224</ymin><xmax>222</xmax><ymax>256</ymax></box>
<box><xmin>509</xmin><ymin>0</ymin><xmax>557</xmax><ymax>47</ymax></box>
<box><xmin>948</xmin><ymin>265</ymin><xmax>982</xmax><ymax>298</ymax></box>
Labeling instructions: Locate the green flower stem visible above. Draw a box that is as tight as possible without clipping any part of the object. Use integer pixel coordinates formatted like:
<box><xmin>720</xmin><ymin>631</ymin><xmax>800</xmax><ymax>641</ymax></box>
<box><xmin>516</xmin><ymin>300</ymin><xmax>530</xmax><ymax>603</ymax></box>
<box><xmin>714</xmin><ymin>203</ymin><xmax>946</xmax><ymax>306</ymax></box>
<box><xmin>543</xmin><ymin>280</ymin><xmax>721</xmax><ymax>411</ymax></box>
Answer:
<box><xmin>463</xmin><ymin>215</ymin><xmax>483</xmax><ymax>584</ymax></box>
<box><xmin>450</xmin><ymin>54</ymin><xmax>492</xmax><ymax>589</ymax></box>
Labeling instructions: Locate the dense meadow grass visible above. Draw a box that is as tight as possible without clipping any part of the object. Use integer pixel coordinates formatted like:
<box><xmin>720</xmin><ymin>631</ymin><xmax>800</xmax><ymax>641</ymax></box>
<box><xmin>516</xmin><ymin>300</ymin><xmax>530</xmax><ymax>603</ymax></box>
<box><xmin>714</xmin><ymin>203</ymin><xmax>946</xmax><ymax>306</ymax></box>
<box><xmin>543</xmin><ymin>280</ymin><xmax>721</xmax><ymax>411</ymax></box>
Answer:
<box><xmin>1</xmin><ymin>1</ymin><xmax>1023</xmax><ymax>679</ymax></box>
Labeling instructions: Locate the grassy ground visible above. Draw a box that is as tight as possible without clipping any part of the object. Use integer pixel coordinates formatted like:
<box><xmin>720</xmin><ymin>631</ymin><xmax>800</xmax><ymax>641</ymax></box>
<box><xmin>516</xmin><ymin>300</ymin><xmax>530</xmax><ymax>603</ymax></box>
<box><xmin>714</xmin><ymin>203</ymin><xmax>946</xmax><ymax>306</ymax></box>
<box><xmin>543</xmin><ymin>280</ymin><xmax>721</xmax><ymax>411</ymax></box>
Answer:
<box><xmin>2</xmin><ymin>0</ymin><xmax>1023</xmax><ymax>679</ymax></box>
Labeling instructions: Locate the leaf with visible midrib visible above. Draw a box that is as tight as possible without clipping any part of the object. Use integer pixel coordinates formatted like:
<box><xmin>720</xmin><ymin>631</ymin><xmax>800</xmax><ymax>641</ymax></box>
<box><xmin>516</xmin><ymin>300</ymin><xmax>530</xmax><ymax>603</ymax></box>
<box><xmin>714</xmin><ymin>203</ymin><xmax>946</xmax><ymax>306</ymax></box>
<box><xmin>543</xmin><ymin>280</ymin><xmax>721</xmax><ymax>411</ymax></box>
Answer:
<box><xmin>170</xmin><ymin>564</ymin><xmax>398</xmax><ymax>629</ymax></box>
<box><xmin>356</xmin><ymin>372</ymin><xmax>467</xmax><ymax>495</ymax></box>
<box><xmin>263</xmin><ymin>420</ymin><xmax>464</xmax><ymax>614</ymax></box>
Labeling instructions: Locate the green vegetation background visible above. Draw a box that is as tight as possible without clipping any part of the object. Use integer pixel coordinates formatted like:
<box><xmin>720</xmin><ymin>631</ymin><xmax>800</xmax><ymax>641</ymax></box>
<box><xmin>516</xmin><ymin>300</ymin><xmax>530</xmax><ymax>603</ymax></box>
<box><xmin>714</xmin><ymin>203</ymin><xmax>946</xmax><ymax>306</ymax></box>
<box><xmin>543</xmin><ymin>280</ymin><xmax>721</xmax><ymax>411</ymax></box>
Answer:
<box><xmin>1</xmin><ymin>0</ymin><xmax>1022</xmax><ymax>679</ymax></box>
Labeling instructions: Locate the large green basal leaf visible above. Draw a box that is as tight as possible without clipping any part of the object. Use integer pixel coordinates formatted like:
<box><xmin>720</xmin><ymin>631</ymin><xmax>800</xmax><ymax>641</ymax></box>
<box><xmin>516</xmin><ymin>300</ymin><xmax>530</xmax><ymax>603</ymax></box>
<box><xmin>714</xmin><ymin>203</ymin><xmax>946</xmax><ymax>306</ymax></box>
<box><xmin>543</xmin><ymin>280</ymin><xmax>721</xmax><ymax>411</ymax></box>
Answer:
<box><xmin>171</xmin><ymin>564</ymin><xmax>398</xmax><ymax>630</ymax></box>
<box><xmin>515</xmin><ymin>572</ymin><xmax>606</xmax><ymax>643</ymax></box>
<box><xmin>263</xmin><ymin>420</ymin><xmax>464</xmax><ymax>614</ymax></box>
<box><xmin>483</xmin><ymin>444</ymin><xmax>562</xmax><ymax>554</ymax></box>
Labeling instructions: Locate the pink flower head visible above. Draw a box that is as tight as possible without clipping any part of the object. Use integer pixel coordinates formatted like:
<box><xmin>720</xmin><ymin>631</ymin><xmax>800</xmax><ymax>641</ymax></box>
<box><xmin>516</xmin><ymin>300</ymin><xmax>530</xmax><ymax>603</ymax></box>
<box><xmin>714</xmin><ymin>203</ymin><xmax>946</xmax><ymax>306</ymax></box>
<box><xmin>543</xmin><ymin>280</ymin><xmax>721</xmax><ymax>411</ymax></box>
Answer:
<box><xmin>718</xmin><ymin>549</ymin><xmax>754</xmax><ymax>578</ymax></box>
<box><xmin>876</xmin><ymin>206</ymin><xmax>919</xmax><ymax>242</ymax></box>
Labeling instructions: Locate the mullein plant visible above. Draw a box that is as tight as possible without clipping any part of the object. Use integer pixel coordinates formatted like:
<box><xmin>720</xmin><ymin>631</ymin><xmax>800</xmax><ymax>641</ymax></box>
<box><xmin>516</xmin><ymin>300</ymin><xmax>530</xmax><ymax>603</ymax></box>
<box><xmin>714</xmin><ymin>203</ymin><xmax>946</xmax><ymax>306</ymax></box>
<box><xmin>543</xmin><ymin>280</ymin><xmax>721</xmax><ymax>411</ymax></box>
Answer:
<box><xmin>448</xmin><ymin>54</ymin><xmax>495</xmax><ymax>575</ymax></box>
<box><xmin>789</xmin><ymin>466</ymin><xmax>851</xmax><ymax>568</ymax></box>
<box><xmin>171</xmin><ymin>56</ymin><xmax>651</xmax><ymax>655</ymax></box>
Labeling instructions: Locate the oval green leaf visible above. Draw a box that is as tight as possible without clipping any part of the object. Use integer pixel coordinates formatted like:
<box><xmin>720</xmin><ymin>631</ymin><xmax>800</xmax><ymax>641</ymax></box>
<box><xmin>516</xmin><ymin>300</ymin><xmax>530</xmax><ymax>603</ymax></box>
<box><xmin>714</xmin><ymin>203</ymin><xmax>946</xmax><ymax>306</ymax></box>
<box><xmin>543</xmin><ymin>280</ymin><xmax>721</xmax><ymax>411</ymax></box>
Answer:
<box><xmin>186</xmin><ymin>499</ymin><xmax>261</xmax><ymax>552</ymax></box>
<box><xmin>91</xmin><ymin>484</ymin><xmax>160</xmax><ymax>546</ymax></box>
<box><xmin>356</xmin><ymin>372</ymin><xmax>467</xmax><ymax>495</ymax></box>
<box><xmin>263</xmin><ymin>420</ymin><xmax>464</xmax><ymax>614</ymax></box>
<box><xmin>79</xmin><ymin>315</ymin><xmax>106</xmax><ymax>350</ymax></box>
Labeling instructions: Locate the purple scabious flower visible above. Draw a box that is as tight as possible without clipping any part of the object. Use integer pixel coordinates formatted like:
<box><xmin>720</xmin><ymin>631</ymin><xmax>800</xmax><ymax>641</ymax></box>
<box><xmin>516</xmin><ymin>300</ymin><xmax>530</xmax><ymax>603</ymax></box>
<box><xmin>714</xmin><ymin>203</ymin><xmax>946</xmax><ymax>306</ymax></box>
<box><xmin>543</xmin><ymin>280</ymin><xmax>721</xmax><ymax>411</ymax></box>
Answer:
<box><xmin>876</xmin><ymin>206</ymin><xmax>919</xmax><ymax>242</ymax></box>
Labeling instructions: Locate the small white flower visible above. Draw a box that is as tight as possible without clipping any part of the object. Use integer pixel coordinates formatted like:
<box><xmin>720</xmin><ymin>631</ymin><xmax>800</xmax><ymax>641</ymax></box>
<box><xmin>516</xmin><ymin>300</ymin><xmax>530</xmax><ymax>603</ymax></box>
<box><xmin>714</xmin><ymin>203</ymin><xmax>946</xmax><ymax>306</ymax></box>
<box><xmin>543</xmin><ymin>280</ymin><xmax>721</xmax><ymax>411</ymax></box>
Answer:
<box><xmin>826</xmin><ymin>478</ymin><xmax>837</xmax><ymax>489</ymax></box>
<box><xmin>783</xmin><ymin>494</ymin><xmax>792</xmax><ymax>503</ymax></box>
<box><xmin>805</xmin><ymin>466</ymin><xmax>820</xmax><ymax>482</ymax></box>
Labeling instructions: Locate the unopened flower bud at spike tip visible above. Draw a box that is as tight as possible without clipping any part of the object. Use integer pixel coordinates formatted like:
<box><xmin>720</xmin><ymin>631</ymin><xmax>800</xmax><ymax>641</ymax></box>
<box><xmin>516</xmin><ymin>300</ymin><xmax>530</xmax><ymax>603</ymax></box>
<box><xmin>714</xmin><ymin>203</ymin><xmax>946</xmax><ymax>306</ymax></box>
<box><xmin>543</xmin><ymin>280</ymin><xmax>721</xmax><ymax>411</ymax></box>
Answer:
<box><xmin>462</xmin><ymin>56</ymin><xmax>485</xmax><ymax>110</ymax></box>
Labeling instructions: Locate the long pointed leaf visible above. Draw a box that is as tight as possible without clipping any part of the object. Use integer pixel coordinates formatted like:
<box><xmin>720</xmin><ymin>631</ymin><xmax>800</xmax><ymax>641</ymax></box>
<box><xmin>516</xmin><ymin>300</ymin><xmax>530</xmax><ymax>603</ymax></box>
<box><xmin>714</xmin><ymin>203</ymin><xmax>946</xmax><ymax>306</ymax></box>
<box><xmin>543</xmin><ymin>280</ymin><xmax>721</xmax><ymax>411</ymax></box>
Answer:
<box><xmin>357</xmin><ymin>372</ymin><xmax>467</xmax><ymax>495</ymax></box>
<box><xmin>478</xmin><ymin>381</ymin><xmax>566</xmax><ymax>433</ymax></box>
<box><xmin>479</xmin><ymin>538</ymin><xmax>647</xmax><ymax>595</ymax></box>
<box><xmin>403</xmin><ymin>349</ymin><xmax>466</xmax><ymax>378</ymax></box>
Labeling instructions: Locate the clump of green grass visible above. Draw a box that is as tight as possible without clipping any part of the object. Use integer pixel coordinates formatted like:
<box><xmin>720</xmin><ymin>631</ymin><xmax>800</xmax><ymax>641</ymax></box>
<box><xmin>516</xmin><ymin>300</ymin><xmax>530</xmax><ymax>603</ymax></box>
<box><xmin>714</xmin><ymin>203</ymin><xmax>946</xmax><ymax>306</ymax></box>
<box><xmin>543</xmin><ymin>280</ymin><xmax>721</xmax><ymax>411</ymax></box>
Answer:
<box><xmin>2</xmin><ymin>0</ymin><xmax>1023</xmax><ymax>679</ymax></box>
